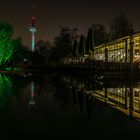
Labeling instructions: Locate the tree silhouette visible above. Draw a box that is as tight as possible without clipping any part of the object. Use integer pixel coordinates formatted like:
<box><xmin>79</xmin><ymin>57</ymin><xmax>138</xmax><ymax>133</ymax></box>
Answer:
<box><xmin>109</xmin><ymin>14</ymin><xmax>133</xmax><ymax>40</ymax></box>
<box><xmin>36</xmin><ymin>40</ymin><xmax>50</xmax><ymax>56</ymax></box>
<box><xmin>49</xmin><ymin>27</ymin><xmax>78</xmax><ymax>63</ymax></box>
<box><xmin>0</xmin><ymin>22</ymin><xmax>13</xmax><ymax>41</ymax></box>
<box><xmin>85</xmin><ymin>28</ymin><xmax>94</xmax><ymax>54</ymax></box>
<box><xmin>12</xmin><ymin>37</ymin><xmax>26</xmax><ymax>64</ymax></box>
<box><xmin>72</xmin><ymin>39</ymin><xmax>78</xmax><ymax>57</ymax></box>
<box><xmin>79</xmin><ymin>35</ymin><xmax>85</xmax><ymax>57</ymax></box>
<box><xmin>92</xmin><ymin>24</ymin><xmax>108</xmax><ymax>46</ymax></box>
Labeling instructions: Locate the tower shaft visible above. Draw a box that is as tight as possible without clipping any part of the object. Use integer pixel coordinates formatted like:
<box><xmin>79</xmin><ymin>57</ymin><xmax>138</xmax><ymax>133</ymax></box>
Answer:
<box><xmin>29</xmin><ymin>19</ymin><xmax>37</xmax><ymax>52</ymax></box>
<box><xmin>31</xmin><ymin>32</ymin><xmax>35</xmax><ymax>52</ymax></box>
<box><xmin>31</xmin><ymin>29</ymin><xmax>36</xmax><ymax>52</ymax></box>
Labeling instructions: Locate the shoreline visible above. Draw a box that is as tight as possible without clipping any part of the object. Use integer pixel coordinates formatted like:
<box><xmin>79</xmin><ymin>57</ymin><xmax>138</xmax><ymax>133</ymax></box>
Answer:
<box><xmin>0</xmin><ymin>66</ymin><xmax>140</xmax><ymax>81</ymax></box>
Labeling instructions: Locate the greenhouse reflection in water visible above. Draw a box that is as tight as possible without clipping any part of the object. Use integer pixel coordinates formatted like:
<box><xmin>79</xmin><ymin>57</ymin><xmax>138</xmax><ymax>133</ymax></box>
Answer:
<box><xmin>64</xmin><ymin>76</ymin><xmax>140</xmax><ymax>120</ymax></box>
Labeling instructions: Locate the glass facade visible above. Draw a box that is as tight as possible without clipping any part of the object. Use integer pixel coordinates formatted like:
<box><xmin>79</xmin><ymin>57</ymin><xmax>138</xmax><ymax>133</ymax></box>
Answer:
<box><xmin>94</xmin><ymin>33</ymin><xmax>140</xmax><ymax>63</ymax></box>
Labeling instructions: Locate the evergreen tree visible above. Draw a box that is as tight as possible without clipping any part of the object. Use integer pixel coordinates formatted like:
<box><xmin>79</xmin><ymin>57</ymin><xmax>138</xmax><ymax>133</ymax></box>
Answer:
<box><xmin>49</xmin><ymin>27</ymin><xmax>78</xmax><ymax>63</ymax></box>
<box><xmin>79</xmin><ymin>35</ymin><xmax>85</xmax><ymax>57</ymax></box>
<box><xmin>72</xmin><ymin>39</ymin><xmax>78</xmax><ymax>57</ymax></box>
<box><xmin>86</xmin><ymin>28</ymin><xmax>94</xmax><ymax>54</ymax></box>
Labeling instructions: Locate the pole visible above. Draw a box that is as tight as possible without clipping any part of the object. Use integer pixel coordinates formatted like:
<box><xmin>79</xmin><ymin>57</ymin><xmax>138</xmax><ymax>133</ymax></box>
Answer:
<box><xmin>130</xmin><ymin>30</ymin><xmax>134</xmax><ymax>75</ymax></box>
<box><xmin>129</xmin><ymin>29</ymin><xmax>134</xmax><ymax>118</ymax></box>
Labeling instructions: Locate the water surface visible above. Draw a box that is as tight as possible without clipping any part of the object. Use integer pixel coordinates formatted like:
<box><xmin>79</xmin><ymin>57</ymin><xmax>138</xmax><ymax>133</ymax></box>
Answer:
<box><xmin>0</xmin><ymin>73</ymin><xmax>140</xmax><ymax>139</ymax></box>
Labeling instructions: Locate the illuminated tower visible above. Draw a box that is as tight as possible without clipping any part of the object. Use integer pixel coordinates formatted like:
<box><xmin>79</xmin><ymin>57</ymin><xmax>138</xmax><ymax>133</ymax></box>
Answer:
<box><xmin>29</xmin><ymin>16</ymin><xmax>37</xmax><ymax>52</ymax></box>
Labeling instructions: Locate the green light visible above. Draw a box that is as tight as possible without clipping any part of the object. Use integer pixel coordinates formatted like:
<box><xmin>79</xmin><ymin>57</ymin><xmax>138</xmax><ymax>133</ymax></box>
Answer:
<box><xmin>13</xmin><ymin>67</ymin><xmax>22</xmax><ymax>71</ymax></box>
<box><xmin>4</xmin><ymin>67</ymin><xmax>22</xmax><ymax>71</ymax></box>
<box><xmin>5</xmin><ymin>67</ymin><xmax>12</xmax><ymax>71</ymax></box>
<box><xmin>0</xmin><ymin>22</ymin><xmax>16</xmax><ymax>66</ymax></box>
<box><xmin>0</xmin><ymin>74</ymin><xmax>14</xmax><ymax>112</ymax></box>
<box><xmin>0</xmin><ymin>40</ymin><xmax>15</xmax><ymax>66</ymax></box>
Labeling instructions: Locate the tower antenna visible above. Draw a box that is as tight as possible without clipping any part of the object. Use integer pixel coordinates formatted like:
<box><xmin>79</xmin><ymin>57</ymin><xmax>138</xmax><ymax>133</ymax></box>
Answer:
<box><xmin>32</xmin><ymin>0</ymin><xmax>36</xmax><ymax>18</ymax></box>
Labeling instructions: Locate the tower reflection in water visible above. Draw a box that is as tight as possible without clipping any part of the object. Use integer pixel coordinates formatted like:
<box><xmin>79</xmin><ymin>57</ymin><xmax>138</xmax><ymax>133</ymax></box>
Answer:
<box><xmin>64</xmin><ymin>76</ymin><xmax>140</xmax><ymax>120</ymax></box>
<box><xmin>29</xmin><ymin>81</ymin><xmax>36</xmax><ymax>116</ymax></box>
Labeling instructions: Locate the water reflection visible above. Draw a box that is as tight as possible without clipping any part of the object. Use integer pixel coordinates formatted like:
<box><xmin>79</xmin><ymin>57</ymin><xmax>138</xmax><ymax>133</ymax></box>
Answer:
<box><xmin>1</xmin><ymin>73</ymin><xmax>140</xmax><ymax>136</ymax></box>
<box><xmin>0</xmin><ymin>74</ymin><xmax>13</xmax><ymax>112</ymax></box>
<box><xmin>1</xmin><ymin>73</ymin><xmax>140</xmax><ymax>121</ymax></box>
<box><xmin>29</xmin><ymin>81</ymin><xmax>36</xmax><ymax>116</ymax></box>
<box><xmin>0</xmin><ymin>74</ymin><xmax>30</xmax><ymax>112</ymax></box>
<box><xmin>63</xmin><ymin>76</ymin><xmax>140</xmax><ymax>120</ymax></box>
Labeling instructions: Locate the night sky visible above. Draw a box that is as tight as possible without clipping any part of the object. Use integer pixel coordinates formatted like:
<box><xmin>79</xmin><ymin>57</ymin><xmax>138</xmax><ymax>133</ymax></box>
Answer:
<box><xmin>0</xmin><ymin>0</ymin><xmax>140</xmax><ymax>46</ymax></box>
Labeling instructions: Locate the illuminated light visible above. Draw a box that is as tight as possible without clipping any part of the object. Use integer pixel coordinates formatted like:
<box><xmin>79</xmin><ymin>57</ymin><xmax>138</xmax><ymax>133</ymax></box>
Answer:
<box><xmin>29</xmin><ymin>81</ymin><xmax>36</xmax><ymax>106</ymax></box>
<box><xmin>0</xmin><ymin>40</ymin><xmax>15</xmax><ymax>66</ymax></box>
<box><xmin>13</xmin><ymin>67</ymin><xmax>21</xmax><ymax>71</ymax></box>
<box><xmin>5</xmin><ymin>67</ymin><xmax>12</xmax><ymax>71</ymax></box>
<box><xmin>31</xmin><ymin>16</ymin><xmax>36</xmax><ymax>27</ymax></box>
<box><xmin>24</xmin><ymin>59</ymin><xmax>27</xmax><ymax>62</ymax></box>
<box><xmin>4</xmin><ymin>67</ymin><xmax>21</xmax><ymax>71</ymax></box>
<box><xmin>135</xmin><ymin>42</ymin><xmax>139</xmax><ymax>45</ymax></box>
<box><xmin>118</xmin><ymin>89</ymin><xmax>121</xmax><ymax>93</ymax></box>
<box><xmin>135</xmin><ymin>89</ymin><xmax>140</xmax><ymax>92</ymax></box>
<box><xmin>29</xmin><ymin>26</ymin><xmax>37</xmax><ymax>52</ymax></box>
<box><xmin>0</xmin><ymin>74</ymin><xmax>14</xmax><ymax>111</ymax></box>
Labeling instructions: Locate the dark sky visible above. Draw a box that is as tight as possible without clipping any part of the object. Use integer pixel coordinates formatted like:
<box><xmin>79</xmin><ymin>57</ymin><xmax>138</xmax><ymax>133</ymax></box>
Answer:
<box><xmin>0</xmin><ymin>0</ymin><xmax>140</xmax><ymax>46</ymax></box>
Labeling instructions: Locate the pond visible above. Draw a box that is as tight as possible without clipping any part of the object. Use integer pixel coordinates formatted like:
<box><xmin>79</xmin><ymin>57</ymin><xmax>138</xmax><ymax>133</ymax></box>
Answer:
<box><xmin>0</xmin><ymin>72</ymin><xmax>140</xmax><ymax>139</ymax></box>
